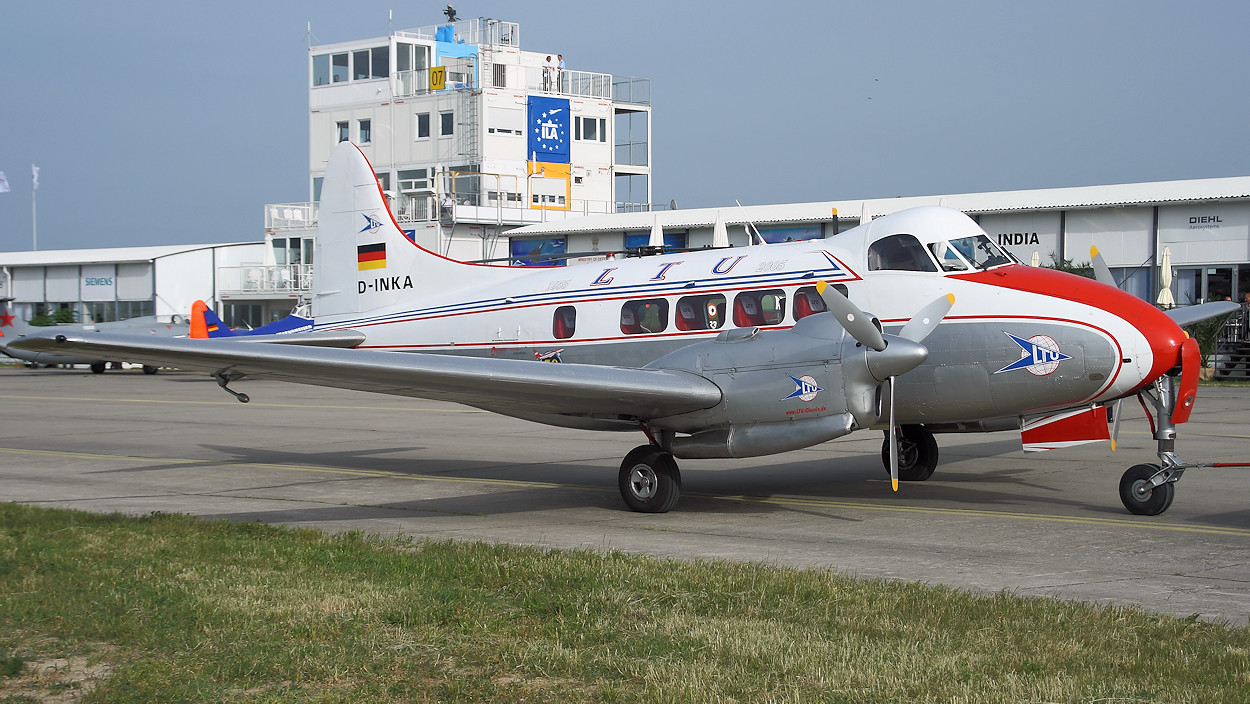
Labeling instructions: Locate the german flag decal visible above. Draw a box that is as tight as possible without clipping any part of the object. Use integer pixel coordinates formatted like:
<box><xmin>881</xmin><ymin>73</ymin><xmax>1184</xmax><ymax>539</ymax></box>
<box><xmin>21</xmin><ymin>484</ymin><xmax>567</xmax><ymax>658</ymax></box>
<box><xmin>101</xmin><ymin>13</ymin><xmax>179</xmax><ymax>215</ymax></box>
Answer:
<box><xmin>357</xmin><ymin>243</ymin><xmax>386</xmax><ymax>271</ymax></box>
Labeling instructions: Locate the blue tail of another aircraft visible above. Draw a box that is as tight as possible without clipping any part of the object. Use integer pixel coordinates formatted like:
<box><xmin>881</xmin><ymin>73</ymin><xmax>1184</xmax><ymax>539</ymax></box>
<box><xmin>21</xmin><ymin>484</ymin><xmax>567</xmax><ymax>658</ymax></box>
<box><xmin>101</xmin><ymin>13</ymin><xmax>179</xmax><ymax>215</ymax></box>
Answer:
<box><xmin>190</xmin><ymin>300</ymin><xmax>313</xmax><ymax>339</ymax></box>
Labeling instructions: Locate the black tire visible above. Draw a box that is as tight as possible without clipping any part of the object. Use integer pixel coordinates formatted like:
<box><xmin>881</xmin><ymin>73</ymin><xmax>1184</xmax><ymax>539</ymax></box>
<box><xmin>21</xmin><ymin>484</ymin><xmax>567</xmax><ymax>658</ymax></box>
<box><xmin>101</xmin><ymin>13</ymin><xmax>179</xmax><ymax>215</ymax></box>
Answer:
<box><xmin>1119</xmin><ymin>463</ymin><xmax>1175</xmax><ymax>516</ymax></box>
<box><xmin>618</xmin><ymin>444</ymin><xmax>681</xmax><ymax>513</ymax></box>
<box><xmin>881</xmin><ymin>425</ymin><xmax>939</xmax><ymax>481</ymax></box>
<box><xmin>142</xmin><ymin>365</ymin><xmax>159</xmax><ymax>375</ymax></box>
<box><xmin>89</xmin><ymin>362</ymin><xmax>106</xmax><ymax>374</ymax></box>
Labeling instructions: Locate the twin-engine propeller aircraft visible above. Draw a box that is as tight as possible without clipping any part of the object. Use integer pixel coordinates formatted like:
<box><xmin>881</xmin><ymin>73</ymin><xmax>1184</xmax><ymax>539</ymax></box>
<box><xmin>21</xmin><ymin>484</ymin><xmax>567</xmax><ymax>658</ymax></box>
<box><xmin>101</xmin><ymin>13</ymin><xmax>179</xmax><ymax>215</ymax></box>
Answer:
<box><xmin>14</xmin><ymin>143</ymin><xmax>1242</xmax><ymax>514</ymax></box>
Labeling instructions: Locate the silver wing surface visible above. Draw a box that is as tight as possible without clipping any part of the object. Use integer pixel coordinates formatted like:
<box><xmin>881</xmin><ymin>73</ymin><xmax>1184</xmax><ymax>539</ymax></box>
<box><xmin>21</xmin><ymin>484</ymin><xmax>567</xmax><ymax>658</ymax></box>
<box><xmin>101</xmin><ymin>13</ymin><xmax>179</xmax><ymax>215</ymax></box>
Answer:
<box><xmin>11</xmin><ymin>331</ymin><xmax>722</xmax><ymax>424</ymax></box>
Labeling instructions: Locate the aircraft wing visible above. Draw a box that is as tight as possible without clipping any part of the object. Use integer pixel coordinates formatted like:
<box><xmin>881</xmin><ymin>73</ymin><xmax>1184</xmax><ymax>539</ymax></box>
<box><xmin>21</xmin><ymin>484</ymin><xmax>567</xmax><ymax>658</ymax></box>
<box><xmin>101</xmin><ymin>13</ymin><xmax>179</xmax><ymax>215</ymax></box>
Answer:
<box><xmin>10</xmin><ymin>330</ymin><xmax>722</xmax><ymax>421</ymax></box>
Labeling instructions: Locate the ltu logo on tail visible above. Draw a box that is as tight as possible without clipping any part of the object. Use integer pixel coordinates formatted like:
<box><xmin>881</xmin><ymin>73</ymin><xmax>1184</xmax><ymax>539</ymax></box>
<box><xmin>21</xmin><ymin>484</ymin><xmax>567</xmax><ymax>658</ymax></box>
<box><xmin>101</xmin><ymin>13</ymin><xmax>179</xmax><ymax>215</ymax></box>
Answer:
<box><xmin>360</xmin><ymin>213</ymin><xmax>384</xmax><ymax>233</ymax></box>
<box><xmin>995</xmin><ymin>332</ymin><xmax>1072</xmax><ymax>376</ymax></box>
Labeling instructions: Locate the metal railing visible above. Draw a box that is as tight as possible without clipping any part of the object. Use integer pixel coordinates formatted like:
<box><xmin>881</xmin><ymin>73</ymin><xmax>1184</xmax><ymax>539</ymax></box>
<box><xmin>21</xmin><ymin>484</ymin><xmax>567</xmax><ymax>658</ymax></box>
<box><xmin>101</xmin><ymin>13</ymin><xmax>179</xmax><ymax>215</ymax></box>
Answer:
<box><xmin>612</xmin><ymin>76</ymin><xmax>651</xmax><ymax>105</ymax></box>
<box><xmin>218</xmin><ymin>264</ymin><xmax>314</xmax><ymax>297</ymax></box>
<box><xmin>528</xmin><ymin>67</ymin><xmax>613</xmax><ymax>99</ymax></box>
<box><xmin>265</xmin><ymin>203</ymin><xmax>318</xmax><ymax>231</ymax></box>
<box><xmin>397</xmin><ymin>19</ymin><xmax>520</xmax><ymax>48</ymax></box>
<box><xmin>394</xmin><ymin>69</ymin><xmax>431</xmax><ymax>98</ymax></box>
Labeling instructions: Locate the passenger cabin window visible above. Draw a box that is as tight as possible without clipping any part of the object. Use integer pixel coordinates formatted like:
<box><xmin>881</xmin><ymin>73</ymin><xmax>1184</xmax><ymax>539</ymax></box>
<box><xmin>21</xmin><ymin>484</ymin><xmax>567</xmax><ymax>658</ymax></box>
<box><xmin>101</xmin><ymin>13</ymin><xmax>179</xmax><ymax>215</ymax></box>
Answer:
<box><xmin>620</xmin><ymin>299</ymin><xmax>669</xmax><ymax>335</ymax></box>
<box><xmin>675</xmin><ymin>294</ymin><xmax>726</xmax><ymax>331</ymax></box>
<box><xmin>553</xmin><ymin>306</ymin><xmax>576</xmax><ymax>339</ymax></box>
<box><xmin>792</xmin><ymin>285</ymin><xmax>831</xmax><ymax>320</ymax></box>
<box><xmin>732</xmin><ymin>290</ymin><xmax>786</xmax><ymax>327</ymax></box>
<box><xmin>867</xmin><ymin>234</ymin><xmax>938</xmax><ymax>272</ymax></box>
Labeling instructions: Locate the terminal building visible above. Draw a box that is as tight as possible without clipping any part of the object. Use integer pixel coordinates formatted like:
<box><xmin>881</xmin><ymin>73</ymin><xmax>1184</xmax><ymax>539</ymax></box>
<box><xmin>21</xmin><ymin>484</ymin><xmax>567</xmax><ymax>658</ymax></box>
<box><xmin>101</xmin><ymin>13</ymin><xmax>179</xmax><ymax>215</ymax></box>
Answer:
<box><xmin>2</xmin><ymin>15</ymin><xmax>1249</xmax><ymax>336</ymax></box>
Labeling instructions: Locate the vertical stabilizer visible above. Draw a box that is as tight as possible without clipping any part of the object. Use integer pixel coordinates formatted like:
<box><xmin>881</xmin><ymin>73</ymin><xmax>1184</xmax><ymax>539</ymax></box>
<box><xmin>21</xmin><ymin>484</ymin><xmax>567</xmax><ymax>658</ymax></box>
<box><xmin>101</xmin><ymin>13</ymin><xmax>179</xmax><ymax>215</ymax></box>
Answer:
<box><xmin>311</xmin><ymin>142</ymin><xmax>518</xmax><ymax>324</ymax></box>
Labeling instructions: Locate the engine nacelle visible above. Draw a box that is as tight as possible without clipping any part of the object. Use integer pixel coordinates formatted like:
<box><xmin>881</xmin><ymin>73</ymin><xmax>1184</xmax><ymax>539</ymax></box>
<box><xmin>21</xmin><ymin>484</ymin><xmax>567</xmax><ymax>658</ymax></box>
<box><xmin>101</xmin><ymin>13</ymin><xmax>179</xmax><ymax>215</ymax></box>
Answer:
<box><xmin>670</xmin><ymin>412</ymin><xmax>856</xmax><ymax>459</ymax></box>
<box><xmin>646</xmin><ymin>314</ymin><xmax>886</xmax><ymax>458</ymax></box>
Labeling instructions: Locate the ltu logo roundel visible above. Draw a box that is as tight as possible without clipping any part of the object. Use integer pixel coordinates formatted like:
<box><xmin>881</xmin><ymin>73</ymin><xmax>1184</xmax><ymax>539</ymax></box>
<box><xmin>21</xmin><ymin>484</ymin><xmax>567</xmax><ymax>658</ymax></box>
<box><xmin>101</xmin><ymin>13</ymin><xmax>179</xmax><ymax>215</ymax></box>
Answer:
<box><xmin>360</xmin><ymin>213</ymin><xmax>384</xmax><ymax>233</ymax></box>
<box><xmin>784</xmin><ymin>375</ymin><xmax>823</xmax><ymax>402</ymax></box>
<box><xmin>995</xmin><ymin>332</ymin><xmax>1073</xmax><ymax>376</ymax></box>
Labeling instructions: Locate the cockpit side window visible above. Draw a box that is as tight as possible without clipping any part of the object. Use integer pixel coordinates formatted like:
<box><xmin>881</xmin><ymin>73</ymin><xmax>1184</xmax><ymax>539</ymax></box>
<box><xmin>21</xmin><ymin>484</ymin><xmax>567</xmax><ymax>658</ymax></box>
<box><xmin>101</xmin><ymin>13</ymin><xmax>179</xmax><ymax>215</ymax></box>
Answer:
<box><xmin>867</xmin><ymin>234</ymin><xmax>938</xmax><ymax>272</ymax></box>
<box><xmin>949</xmin><ymin>235</ymin><xmax>1013</xmax><ymax>270</ymax></box>
<box><xmin>929</xmin><ymin>241</ymin><xmax>970</xmax><ymax>271</ymax></box>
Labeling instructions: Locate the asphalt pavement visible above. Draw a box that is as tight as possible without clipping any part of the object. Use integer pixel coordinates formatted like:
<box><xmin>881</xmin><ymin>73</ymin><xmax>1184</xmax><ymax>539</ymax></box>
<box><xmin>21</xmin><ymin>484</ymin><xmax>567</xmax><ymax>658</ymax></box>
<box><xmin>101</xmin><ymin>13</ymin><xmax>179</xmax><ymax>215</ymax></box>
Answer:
<box><xmin>3</xmin><ymin>365</ymin><xmax>1249</xmax><ymax>624</ymax></box>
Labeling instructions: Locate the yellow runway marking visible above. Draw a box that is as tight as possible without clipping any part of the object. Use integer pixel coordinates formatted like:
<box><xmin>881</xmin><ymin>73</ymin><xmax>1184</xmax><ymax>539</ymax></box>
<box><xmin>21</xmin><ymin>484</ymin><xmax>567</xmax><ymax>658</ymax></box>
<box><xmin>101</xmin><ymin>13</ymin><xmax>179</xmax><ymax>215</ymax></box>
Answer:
<box><xmin>4</xmin><ymin>446</ymin><xmax>1249</xmax><ymax>538</ymax></box>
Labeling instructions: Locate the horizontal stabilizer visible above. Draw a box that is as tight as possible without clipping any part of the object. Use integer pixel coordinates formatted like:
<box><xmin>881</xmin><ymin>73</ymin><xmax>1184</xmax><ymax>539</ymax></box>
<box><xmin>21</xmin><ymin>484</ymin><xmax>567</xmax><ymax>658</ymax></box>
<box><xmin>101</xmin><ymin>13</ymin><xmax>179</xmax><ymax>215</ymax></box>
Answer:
<box><xmin>1021</xmin><ymin>406</ymin><xmax>1110</xmax><ymax>452</ymax></box>
<box><xmin>225</xmin><ymin>329</ymin><xmax>365</xmax><ymax>348</ymax></box>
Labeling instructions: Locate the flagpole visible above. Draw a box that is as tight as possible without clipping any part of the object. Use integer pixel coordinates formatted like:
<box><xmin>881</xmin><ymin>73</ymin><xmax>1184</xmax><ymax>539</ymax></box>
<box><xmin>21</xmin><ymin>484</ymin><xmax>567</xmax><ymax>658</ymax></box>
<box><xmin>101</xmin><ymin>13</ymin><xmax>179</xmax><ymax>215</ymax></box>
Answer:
<box><xmin>31</xmin><ymin>164</ymin><xmax>38</xmax><ymax>251</ymax></box>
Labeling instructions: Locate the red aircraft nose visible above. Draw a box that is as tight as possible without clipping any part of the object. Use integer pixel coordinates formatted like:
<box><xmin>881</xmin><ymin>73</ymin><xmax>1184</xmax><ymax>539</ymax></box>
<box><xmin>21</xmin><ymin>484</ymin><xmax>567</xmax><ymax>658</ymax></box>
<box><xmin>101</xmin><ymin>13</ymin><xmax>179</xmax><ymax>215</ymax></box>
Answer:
<box><xmin>955</xmin><ymin>265</ymin><xmax>1189</xmax><ymax>396</ymax></box>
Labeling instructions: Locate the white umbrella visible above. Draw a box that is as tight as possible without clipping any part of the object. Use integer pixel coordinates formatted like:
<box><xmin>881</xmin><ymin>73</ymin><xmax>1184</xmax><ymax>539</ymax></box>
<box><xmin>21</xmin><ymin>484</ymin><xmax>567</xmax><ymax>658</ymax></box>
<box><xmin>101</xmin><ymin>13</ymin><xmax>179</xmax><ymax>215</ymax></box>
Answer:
<box><xmin>1030</xmin><ymin>250</ymin><xmax>1040</xmax><ymax>267</ymax></box>
<box><xmin>648</xmin><ymin>215</ymin><xmax>664</xmax><ymax>249</ymax></box>
<box><xmin>712</xmin><ymin>210</ymin><xmax>729</xmax><ymax>248</ymax></box>
<box><xmin>1156</xmin><ymin>246</ymin><xmax>1175</xmax><ymax>307</ymax></box>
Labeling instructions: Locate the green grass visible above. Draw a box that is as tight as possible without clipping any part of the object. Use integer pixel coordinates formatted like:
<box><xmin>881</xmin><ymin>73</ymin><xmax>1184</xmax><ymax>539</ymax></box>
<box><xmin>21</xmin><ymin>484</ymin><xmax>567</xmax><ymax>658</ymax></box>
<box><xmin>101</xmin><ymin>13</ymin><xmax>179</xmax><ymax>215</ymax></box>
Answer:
<box><xmin>2</xmin><ymin>503</ymin><xmax>1249</xmax><ymax>702</ymax></box>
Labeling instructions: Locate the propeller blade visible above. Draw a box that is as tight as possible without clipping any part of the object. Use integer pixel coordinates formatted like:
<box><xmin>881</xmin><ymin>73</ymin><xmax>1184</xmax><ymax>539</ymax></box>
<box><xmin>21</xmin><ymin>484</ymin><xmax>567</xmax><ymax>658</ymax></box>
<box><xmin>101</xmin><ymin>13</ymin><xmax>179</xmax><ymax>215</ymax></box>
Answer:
<box><xmin>1163</xmin><ymin>300</ymin><xmax>1240</xmax><ymax>327</ymax></box>
<box><xmin>888</xmin><ymin>376</ymin><xmax>898</xmax><ymax>492</ymax></box>
<box><xmin>1110</xmin><ymin>399</ymin><xmax>1123</xmax><ymax>451</ymax></box>
<box><xmin>897</xmin><ymin>294</ymin><xmax>956</xmax><ymax>343</ymax></box>
<box><xmin>1090</xmin><ymin>246</ymin><xmax>1117</xmax><ymax>288</ymax></box>
<box><xmin>816</xmin><ymin>281</ymin><xmax>886</xmax><ymax>351</ymax></box>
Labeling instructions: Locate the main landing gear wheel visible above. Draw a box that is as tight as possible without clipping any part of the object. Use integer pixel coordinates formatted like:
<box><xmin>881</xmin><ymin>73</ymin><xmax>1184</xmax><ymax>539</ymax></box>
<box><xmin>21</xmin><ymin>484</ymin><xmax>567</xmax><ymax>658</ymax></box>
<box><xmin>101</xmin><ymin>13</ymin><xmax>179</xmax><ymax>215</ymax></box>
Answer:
<box><xmin>142</xmin><ymin>365</ymin><xmax>159</xmax><ymax>375</ymax></box>
<box><xmin>619</xmin><ymin>444</ymin><xmax>681</xmax><ymax>513</ymax></box>
<box><xmin>1119</xmin><ymin>463</ymin><xmax>1175</xmax><ymax>516</ymax></box>
<box><xmin>882</xmin><ymin>425</ymin><xmax>939</xmax><ymax>481</ymax></box>
<box><xmin>89</xmin><ymin>362</ymin><xmax>106</xmax><ymax>374</ymax></box>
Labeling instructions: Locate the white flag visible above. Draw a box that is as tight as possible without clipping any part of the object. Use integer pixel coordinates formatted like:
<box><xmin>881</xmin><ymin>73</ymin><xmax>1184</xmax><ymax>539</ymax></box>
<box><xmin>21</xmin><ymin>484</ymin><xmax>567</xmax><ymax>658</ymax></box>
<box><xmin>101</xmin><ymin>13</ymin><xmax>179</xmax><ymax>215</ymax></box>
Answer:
<box><xmin>0</xmin><ymin>172</ymin><xmax>10</xmax><ymax>193</ymax></box>
<box><xmin>31</xmin><ymin>164</ymin><xmax>39</xmax><ymax>191</ymax></box>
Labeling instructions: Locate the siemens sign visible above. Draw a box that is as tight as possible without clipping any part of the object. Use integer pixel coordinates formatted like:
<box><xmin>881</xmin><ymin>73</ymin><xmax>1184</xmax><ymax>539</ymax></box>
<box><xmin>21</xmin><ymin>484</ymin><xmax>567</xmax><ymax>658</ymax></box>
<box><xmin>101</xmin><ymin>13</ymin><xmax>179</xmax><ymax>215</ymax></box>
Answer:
<box><xmin>80</xmin><ymin>265</ymin><xmax>116</xmax><ymax>301</ymax></box>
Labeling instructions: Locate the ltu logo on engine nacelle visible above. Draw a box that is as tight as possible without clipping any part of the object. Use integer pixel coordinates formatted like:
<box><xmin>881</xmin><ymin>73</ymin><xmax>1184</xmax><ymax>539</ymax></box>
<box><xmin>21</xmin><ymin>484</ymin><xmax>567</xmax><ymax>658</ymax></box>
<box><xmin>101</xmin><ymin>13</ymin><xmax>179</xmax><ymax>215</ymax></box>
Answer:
<box><xmin>784</xmin><ymin>375</ymin><xmax>823</xmax><ymax>402</ymax></box>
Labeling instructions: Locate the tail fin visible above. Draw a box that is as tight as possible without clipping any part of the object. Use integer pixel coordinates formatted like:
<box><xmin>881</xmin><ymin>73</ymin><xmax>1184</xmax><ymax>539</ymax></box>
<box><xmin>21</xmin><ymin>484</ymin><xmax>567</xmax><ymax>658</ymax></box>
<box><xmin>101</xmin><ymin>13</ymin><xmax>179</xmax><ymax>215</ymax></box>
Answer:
<box><xmin>0</xmin><ymin>299</ymin><xmax>33</xmax><ymax>340</ymax></box>
<box><xmin>190</xmin><ymin>300</ymin><xmax>236</xmax><ymax>339</ymax></box>
<box><xmin>310</xmin><ymin>142</ymin><xmax>524</xmax><ymax>324</ymax></box>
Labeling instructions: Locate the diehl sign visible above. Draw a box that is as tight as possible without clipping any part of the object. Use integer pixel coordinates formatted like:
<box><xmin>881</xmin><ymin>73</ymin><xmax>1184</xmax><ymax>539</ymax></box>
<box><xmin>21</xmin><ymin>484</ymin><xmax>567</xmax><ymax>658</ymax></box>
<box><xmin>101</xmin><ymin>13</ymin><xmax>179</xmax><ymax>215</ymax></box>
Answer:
<box><xmin>997</xmin><ymin>232</ymin><xmax>1040</xmax><ymax>246</ymax></box>
<box><xmin>1189</xmin><ymin>216</ymin><xmax>1222</xmax><ymax>224</ymax></box>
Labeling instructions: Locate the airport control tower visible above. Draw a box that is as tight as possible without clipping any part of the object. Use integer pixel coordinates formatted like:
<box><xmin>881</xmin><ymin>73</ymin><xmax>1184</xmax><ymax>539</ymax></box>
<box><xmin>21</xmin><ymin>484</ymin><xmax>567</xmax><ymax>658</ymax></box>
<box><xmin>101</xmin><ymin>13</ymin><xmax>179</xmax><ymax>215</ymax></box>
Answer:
<box><xmin>287</xmin><ymin>17</ymin><xmax>652</xmax><ymax>266</ymax></box>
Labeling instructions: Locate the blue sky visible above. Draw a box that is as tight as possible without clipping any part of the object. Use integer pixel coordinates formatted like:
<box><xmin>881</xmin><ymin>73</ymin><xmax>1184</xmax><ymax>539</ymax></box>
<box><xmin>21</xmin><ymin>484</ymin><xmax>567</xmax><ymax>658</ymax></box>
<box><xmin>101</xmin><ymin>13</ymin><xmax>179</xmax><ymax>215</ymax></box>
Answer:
<box><xmin>2</xmin><ymin>0</ymin><xmax>1248</xmax><ymax>251</ymax></box>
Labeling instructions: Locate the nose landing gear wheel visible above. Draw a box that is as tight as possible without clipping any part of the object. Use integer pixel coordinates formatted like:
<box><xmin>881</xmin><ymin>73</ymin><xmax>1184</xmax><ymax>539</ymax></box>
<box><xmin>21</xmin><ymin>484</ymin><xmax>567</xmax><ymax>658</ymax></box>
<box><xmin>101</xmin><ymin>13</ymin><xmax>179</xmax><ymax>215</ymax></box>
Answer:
<box><xmin>881</xmin><ymin>425</ymin><xmax>938</xmax><ymax>481</ymax></box>
<box><xmin>619</xmin><ymin>445</ymin><xmax>681</xmax><ymax>513</ymax></box>
<box><xmin>1119</xmin><ymin>463</ymin><xmax>1175</xmax><ymax>516</ymax></box>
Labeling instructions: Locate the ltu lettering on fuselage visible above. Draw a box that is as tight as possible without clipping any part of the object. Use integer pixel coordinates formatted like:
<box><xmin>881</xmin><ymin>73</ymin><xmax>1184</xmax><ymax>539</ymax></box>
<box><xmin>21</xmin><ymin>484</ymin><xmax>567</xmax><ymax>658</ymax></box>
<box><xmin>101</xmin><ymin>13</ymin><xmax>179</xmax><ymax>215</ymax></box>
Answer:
<box><xmin>591</xmin><ymin>250</ymin><xmax>854</xmax><ymax>287</ymax></box>
<box><xmin>359</xmin><ymin>276</ymin><xmax>414</xmax><ymax>293</ymax></box>
<box><xmin>996</xmin><ymin>233</ymin><xmax>1040</xmax><ymax>246</ymax></box>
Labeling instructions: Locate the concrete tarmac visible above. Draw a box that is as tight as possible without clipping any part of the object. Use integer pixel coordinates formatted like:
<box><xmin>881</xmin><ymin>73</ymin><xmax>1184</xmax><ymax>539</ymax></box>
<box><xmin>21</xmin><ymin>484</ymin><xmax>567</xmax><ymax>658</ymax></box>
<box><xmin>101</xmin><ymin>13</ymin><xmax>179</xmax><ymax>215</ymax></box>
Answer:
<box><xmin>3</xmin><ymin>366</ymin><xmax>1250</xmax><ymax>625</ymax></box>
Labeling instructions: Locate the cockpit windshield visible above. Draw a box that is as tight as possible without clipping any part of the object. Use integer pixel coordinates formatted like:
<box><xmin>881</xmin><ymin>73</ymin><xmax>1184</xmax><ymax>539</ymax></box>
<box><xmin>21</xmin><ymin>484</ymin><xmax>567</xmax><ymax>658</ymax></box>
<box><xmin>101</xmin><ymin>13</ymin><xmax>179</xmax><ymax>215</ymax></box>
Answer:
<box><xmin>943</xmin><ymin>235</ymin><xmax>1014</xmax><ymax>270</ymax></box>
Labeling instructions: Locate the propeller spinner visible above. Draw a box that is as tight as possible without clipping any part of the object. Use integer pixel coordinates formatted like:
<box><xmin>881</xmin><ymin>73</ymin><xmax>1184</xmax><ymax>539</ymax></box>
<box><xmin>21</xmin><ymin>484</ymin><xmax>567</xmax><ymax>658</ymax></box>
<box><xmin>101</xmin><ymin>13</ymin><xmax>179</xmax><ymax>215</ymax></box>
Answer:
<box><xmin>816</xmin><ymin>283</ymin><xmax>955</xmax><ymax>491</ymax></box>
